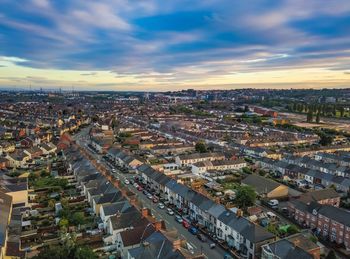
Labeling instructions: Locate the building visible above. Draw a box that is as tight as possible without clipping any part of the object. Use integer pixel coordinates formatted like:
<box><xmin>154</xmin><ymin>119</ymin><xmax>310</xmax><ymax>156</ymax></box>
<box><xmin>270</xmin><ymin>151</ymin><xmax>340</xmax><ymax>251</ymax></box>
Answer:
<box><xmin>191</xmin><ymin>159</ymin><xmax>246</xmax><ymax>174</ymax></box>
<box><xmin>175</xmin><ymin>152</ymin><xmax>225</xmax><ymax>166</ymax></box>
<box><xmin>298</xmin><ymin>189</ymin><xmax>340</xmax><ymax>207</ymax></box>
<box><xmin>288</xmin><ymin>200</ymin><xmax>350</xmax><ymax>250</ymax></box>
<box><xmin>0</xmin><ymin>190</ymin><xmax>12</xmax><ymax>259</ymax></box>
<box><xmin>241</xmin><ymin>174</ymin><xmax>288</xmax><ymax>199</ymax></box>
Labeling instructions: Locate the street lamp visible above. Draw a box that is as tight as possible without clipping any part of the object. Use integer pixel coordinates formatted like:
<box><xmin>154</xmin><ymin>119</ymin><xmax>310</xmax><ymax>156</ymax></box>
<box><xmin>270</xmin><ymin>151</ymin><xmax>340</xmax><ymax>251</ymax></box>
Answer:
<box><xmin>140</xmin><ymin>222</ymin><xmax>153</xmax><ymax>245</ymax></box>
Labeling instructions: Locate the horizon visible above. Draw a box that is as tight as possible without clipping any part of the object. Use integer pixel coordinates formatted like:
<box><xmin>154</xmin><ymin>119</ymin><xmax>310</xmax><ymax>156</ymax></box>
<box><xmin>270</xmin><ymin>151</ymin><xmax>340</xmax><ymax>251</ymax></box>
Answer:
<box><xmin>1</xmin><ymin>1</ymin><xmax>350</xmax><ymax>91</ymax></box>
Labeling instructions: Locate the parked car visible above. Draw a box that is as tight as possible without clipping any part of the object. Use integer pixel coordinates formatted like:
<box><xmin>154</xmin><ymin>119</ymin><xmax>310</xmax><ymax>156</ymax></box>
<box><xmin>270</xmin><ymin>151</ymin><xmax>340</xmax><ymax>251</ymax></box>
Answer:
<box><xmin>175</xmin><ymin>215</ymin><xmax>183</xmax><ymax>223</ymax></box>
<box><xmin>143</xmin><ymin>190</ymin><xmax>148</xmax><ymax>195</ymax></box>
<box><xmin>182</xmin><ymin>220</ymin><xmax>190</xmax><ymax>229</ymax></box>
<box><xmin>188</xmin><ymin>226</ymin><xmax>198</xmax><ymax>235</ymax></box>
<box><xmin>124</xmin><ymin>179</ymin><xmax>130</xmax><ymax>185</ymax></box>
<box><xmin>147</xmin><ymin>194</ymin><xmax>153</xmax><ymax>199</ymax></box>
<box><xmin>209</xmin><ymin>243</ymin><xmax>216</xmax><ymax>249</ymax></box>
<box><xmin>167</xmin><ymin>208</ymin><xmax>174</xmax><ymax>215</ymax></box>
<box><xmin>197</xmin><ymin>234</ymin><xmax>207</xmax><ymax>242</ymax></box>
<box><xmin>137</xmin><ymin>186</ymin><xmax>143</xmax><ymax>191</ymax></box>
<box><xmin>152</xmin><ymin>196</ymin><xmax>159</xmax><ymax>203</ymax></box>
<box><xmin>158</xmin><ymin>203</ymin><xmax>165</xmax><ymax>209</ymax></box>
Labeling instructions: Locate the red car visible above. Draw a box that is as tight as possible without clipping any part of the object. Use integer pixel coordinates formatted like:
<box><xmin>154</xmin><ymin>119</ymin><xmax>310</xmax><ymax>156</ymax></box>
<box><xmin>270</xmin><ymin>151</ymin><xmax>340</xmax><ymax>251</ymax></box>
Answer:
<box><xmin>152</xmin><ymin>196</ymin><xmax>159</xmax><ymax>203</ymax></box>
<box><xmin>182</xmin><ymin>220</ymin><xmax>190</xmax><ymax>229</ymax></box>
<box><xmin>137</xmin><ymin>186</ymin><xmax>143</xmax><ymax>191</ymax></box>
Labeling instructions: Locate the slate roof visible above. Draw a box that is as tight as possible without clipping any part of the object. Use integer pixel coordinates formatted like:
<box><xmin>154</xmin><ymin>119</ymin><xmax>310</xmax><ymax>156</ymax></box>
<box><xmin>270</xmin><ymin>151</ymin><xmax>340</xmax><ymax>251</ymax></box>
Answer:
<box><xmin>263</xmin><ymin>239</ymin><xmax>313</xmax><ymax>259</ymax></box>
<box><xmin>101</xmin><ymin>201</ymin><xmax>131</xmax><ymax>216</ymax></box>
<box><xmin>128</xmin><ymin>232</ymin><xmax>185</xmax><ymax>259</ymax></box>
<box><xmin>242</xmin><ymin>174</ymin><xmax>282</xmax><ymax>194</ymax></box>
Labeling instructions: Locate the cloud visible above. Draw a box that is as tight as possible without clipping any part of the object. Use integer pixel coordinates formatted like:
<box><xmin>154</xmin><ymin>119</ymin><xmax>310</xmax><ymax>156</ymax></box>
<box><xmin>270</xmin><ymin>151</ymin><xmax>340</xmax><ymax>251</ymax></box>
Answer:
<box><xmin>0</xmin><ymin>0</ymin><xmax>350</xmax><ymax>89</ymax></box>
<box><xmin>80</xmin><ymin>72</ymin><xmax>97</xmax><ymax>76</ymax></box>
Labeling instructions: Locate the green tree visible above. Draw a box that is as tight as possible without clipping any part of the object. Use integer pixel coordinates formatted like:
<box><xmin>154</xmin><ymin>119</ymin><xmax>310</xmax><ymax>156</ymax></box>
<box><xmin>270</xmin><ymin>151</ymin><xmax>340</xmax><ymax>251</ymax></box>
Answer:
<box><xmin>235</xmin><ymin>185</ymin><xmax>256</xmax><ymax>210</ymax></box>
<box><xmin>325</xmin><ymin>250</ymin><xmax>337</xmax><ymax>259</ymax></box>
<box><xmin>306</xmin><ymin>110</ymin><xmax>313</xmax><ymax>123</ymax></box>
<box><xmin>71</xmin><ymin>212</ymin><xmax>86</xmax><ymax>226</ymax></box>
<box><xmin>287</xmin><ymin>224</ymin><xmax>299</xmax><ymax>234</ymax></box>
<box><xmin>32</xmin><ymin>243</ymin><xmax>97</xmax><ymax>259</ymax></box>
<box><xmin>195</xmin><ymin>141</ymin><xmax>207</xmax><ymax>153</ymax></box>
<box><xmin>59</xmin><ymin>218</ymin><xmax>69</xmax><ymax>232</ymax></box>
<box><xmin>316</xmin><ymin>112</ymin><xmax>321</xmax><ymax>123</ymax></box>
<box><xmin>319</xmin><ymin>133</ymin><xmax>334</xmax><ymax>146</ymax></box>
<box><xmin>48</xmin><ymin>199</ymin><xmax>56</xmax><ymax>210</ymax></box>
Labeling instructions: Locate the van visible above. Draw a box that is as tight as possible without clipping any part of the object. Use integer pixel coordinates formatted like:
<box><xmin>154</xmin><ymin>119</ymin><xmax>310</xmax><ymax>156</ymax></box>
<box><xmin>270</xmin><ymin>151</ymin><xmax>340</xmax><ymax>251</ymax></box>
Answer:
<box><xmin>267</xmin><ymin>199</ymin><xmax>279</xmax><ymax>209</ymax></box>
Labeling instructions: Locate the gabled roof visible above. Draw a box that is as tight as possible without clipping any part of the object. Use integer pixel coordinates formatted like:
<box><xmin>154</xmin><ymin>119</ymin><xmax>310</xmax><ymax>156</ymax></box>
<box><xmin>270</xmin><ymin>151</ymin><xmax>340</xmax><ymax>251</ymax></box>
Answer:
<box><xmin>109</xmin><ymin>207</ymin><xmax>148</xmax><ymax>231</ymax></box>
<box><xmin>101</xmin><ymin>201</ymin><xmax>131</xmax><ymax>216</ymax></box>
<box><xmin>128</xmin><ymin>232</ymin><xmax>185</xmax><ymax>259</ymax></box>
<box><xmin>263</xmin><ymin>239</ymin><xmax>313</xmax><ymax>259</ymax></box>
<box><xmin>242</xmin><ymin>174</ymin><xmax>282</xmax><ymax>194</ymax></box>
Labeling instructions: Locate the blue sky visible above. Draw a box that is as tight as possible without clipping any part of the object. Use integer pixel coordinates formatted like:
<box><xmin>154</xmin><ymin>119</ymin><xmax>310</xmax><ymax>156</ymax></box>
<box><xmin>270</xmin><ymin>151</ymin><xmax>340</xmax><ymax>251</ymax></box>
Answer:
<box><xmin>0</xmin><ymin>0</ymin><xmax>350</xmax><ymax>91</ymax></box>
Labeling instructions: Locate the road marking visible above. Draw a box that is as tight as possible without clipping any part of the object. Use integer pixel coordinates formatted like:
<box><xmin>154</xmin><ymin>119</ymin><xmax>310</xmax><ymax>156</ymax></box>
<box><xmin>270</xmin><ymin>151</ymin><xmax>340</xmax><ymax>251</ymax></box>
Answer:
<box><xmin>164</xmin><ymin>219</ymin><xmax>170</xmax><ymax>224</ymax></box>
<box><xmin>189</xmin><ymin>242</ymin><xmax>197</xmax><ymax>249</ymax></box>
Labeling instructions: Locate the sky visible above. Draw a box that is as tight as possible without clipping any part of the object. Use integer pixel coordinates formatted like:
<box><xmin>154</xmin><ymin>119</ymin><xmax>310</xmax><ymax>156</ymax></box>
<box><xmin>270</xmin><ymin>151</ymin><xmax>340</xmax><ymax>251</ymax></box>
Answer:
<box><xmin>0</xmin><ymin>0</ymin><xmax>350</xmax><ymax>91</ymax></box>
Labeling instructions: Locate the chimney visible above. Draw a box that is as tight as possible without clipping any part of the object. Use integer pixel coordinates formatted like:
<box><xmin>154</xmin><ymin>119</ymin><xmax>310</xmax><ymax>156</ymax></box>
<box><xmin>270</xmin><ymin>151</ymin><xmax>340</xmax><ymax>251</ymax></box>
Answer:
<box><xmin>141</xmin><ymin>207</ymin><xmax>148</xmax><ymax>218</ymax></box>
<box><xmin>154</xmin><ymin>221</ymin><xmax>163</xmax><ymax>231</ymax></box>
<box><xmin>173</xmin><ymin>239</ymin><xmax>181</xmax><ymax>251</ymax></box>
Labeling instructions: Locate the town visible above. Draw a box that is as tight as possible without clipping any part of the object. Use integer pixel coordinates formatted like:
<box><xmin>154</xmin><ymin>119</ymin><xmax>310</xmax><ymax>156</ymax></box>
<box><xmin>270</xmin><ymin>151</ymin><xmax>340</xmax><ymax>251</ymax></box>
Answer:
<box><xmin>1</xmin><ymin>89</ymin><xmax>350</xmax><ymax>259</ymax></box>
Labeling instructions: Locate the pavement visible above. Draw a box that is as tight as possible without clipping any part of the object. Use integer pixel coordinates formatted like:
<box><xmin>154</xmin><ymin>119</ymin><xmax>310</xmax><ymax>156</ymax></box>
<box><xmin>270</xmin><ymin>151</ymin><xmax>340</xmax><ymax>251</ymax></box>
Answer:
<box><xmin>73</xmin><ymin>127</ymin><xmax>228</xmax><ymax>259</ymax></box>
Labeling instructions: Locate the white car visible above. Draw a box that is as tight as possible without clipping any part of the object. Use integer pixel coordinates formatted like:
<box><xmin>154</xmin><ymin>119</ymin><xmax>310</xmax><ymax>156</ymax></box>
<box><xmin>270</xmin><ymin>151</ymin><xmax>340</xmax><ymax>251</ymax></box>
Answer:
<box><xmin>167</xmin><ymin>208</ymin><xmax>174</xmax><ymax>215</ymax></box>
<box><xmin>133</xmin><ymin>183</ymin><xmax>139</xmax><ymax>188</ymax></box>
<box><xmin>158</xmin><ymin>203</ymin><xmax>165</xmax><ymax>209</ymax></box>
<box><xmin>124</xmin><ymin>179</ymin><xmax>130</xmax><ymax>185</ymax></box>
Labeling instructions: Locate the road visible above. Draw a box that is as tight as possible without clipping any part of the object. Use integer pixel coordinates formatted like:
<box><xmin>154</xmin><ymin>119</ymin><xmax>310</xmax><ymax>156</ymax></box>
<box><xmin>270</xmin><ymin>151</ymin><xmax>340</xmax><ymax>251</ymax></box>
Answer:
<box><xmin>73</xmin><ymin>127</ymin><xmax>228</xmax><ymax>259</ymax></box>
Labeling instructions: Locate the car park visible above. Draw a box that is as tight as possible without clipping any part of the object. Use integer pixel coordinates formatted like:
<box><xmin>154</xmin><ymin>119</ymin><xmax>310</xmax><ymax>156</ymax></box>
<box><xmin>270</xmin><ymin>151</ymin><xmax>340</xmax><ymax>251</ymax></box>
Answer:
<box><xmin>175</xmin><ymin>215</ymin><xmax>183</xmax><ymax>223</ymax></box>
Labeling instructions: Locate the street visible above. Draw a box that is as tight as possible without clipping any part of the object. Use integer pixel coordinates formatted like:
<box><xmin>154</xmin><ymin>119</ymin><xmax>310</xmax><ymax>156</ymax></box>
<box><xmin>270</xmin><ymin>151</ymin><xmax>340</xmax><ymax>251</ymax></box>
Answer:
<box><xmin>73</xmin><ymin>127</ymin><xmax>228</xmax><ymax>259</ymax></box>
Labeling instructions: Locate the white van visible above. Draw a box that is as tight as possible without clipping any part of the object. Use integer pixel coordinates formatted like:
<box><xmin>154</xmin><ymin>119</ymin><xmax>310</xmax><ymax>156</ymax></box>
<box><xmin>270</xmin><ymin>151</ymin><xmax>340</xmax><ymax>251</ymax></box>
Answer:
<box><xmin>267</xmin><ymin>199</ymin><xmax>279</xmax><ymax>209</ymax></box>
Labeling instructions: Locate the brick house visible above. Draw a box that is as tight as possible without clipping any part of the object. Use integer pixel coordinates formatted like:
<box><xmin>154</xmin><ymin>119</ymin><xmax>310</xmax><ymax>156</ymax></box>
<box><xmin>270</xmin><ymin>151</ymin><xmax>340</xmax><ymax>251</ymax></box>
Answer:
<box><xmin>288</xmin><ymin>200</ymin><xmax>350</xmax><ymax>250</ymax></box>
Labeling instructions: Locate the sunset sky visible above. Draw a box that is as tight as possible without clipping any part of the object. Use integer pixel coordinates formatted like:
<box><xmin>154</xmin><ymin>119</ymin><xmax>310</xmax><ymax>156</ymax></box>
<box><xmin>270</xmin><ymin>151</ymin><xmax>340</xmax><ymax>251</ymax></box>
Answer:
<box><xmin>1</xmin><ymin>0</ymin><xmax>350</xmax><ymax>91</ymax></box>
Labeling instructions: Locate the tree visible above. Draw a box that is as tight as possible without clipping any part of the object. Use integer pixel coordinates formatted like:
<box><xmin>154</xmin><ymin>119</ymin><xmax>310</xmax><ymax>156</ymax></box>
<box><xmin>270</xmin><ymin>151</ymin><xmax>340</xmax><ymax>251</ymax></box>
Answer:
<box><xmin>235</xmin><ymin>185</ymin><xmax>256</xmax><ymax>210</ymax></box>
<box><xmin>195</xmin><ymin>141</ymin><xmax>207</xmax><ymax>153</ymax></box>
<box><xmin>319</xmin><ymin>133</ymin><xmax>334</xmax><ymax>146</ymax></box>
<box><xmin>306</xmin><ymin>110</ymin><xmax>313</xmax><ymax>123</ymax></box>
<box><xmin>287</xmin><ymin>224</ymin><xmax>299</xmax><ymax>234</ymax></box>
<box><xmin>315</xmin><ymin>112</ymin><xmax>321</xmax><ymax>123</ymax></box>
<box><xmin>59</xmin><ymin>218</ymin><xmax>69</xmax><ymax>232</ymax></box>
<box><xmin>32</xmin><ymin>243</ymin><xmax>97</xmax><ymax>259</ymax></box>
<box><xmin>48</xmin><ymin>199</ymin><xmax>56</xmax><ymax>210</ymax></box>
<box><xmin>325</xmin><ymin>250</ymin><xmax>337</xmax><ymax>259</ymax></box>
<box><xmin>71</xmin><ymin>212</ymin><xmax>86</xmax><ymax>226</ymax></box>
